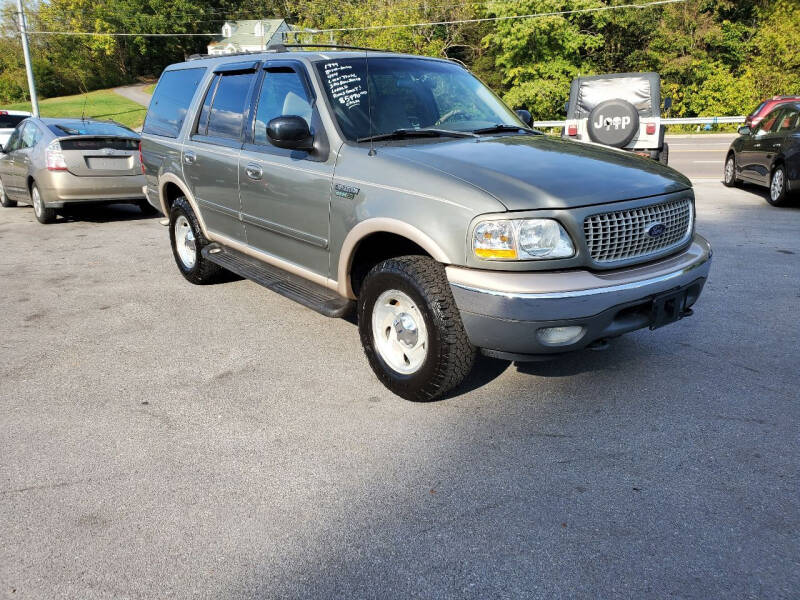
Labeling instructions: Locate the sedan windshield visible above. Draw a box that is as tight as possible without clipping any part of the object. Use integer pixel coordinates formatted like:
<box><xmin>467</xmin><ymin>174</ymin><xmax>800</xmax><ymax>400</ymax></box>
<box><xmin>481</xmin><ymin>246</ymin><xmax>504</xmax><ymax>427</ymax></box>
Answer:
<box><xmin>315</xmin><ymin>57</ymin><xmax>524</xmax><ymax>141</ymax></box>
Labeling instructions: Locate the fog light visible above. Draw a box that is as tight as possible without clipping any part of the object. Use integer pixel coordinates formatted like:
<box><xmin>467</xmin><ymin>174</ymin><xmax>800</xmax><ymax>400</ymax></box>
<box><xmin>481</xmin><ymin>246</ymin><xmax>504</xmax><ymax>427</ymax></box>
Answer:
<box><xmin>537</xmin><ymin>326</ymin><xmax>585</xmax><ymax>345</ymax></box>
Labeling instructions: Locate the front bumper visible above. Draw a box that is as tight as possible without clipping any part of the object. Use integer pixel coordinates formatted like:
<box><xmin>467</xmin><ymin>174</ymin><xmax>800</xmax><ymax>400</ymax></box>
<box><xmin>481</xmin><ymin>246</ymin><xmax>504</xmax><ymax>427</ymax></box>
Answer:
<box><xmin>447</xmin><ymin>234</ymin><xmax>712</xmax><ymax>359</ymax></box>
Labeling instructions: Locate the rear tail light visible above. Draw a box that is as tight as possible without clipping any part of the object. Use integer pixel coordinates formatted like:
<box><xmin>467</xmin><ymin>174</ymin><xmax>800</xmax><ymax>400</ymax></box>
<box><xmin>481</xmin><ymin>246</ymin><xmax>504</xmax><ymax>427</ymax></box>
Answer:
<box><xmin>646</xmin><ymin>123</ymin><xmax>656</xmax><ymax>135</ymax></box>
<box><xmin>0</xmin><ymin>111</ymin><xmax>7</xmax><ymax>116</ymax></box>
<box><xmin>138</xmin><ymin>141</ymin><xmax>145</xmax><ymax>174</ymax></box>
<box><xmin>567</xmin><ymin>124</ymin><xmax>577</xmax><ymax>136</ymax></box>
<box><xmin>45</xmin><ymin>141</ymin><xmax>68</xmax><ymax>171</ymax></box>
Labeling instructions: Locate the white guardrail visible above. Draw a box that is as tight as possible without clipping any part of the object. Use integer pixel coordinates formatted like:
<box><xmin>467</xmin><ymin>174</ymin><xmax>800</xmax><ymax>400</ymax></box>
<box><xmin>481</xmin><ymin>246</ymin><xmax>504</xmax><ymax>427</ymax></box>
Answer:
<box><xmin>533</xmin><ymin>116</ymin><xmax>746</xmax><ymax>128</ymax></box>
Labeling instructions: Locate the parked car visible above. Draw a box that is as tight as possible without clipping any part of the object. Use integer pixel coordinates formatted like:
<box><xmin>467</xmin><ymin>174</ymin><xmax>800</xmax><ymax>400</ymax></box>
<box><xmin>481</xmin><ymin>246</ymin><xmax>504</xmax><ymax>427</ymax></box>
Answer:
<box><xmin>744</xmin><ymin>95</ymin><xmax>800</xmax><ymax>129</ymax></box>
<box><xmin>0</xmin><ymin>110</ymin><xmax>32</xmax><ymax>148</ymax></box>
<box><xmin>562</xmin><ymin>72</ymin><xmax>671</xmax><ymax>164</ymax></box>
<box><xmin>724</xmin><ymin>101</ymin><xmax>799</xmax><ymax>206</ymax></box>
<box><xmin>0</xmin><ymin>118</ymin><xmax>150</xmax><ymax>223</ymax></box>
<box><xmin>141</xmin><ymin>48</ymin><xmax>711</xmax><ymax>401</ymax></box>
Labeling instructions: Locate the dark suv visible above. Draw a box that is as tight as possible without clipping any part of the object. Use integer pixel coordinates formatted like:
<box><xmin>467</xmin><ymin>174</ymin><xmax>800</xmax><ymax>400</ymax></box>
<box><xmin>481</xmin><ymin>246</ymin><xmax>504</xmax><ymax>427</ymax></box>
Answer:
<box><xmin>141</xmin><ymin>48</ymin><xmax>711</xmax><ymax>401</ymax></box>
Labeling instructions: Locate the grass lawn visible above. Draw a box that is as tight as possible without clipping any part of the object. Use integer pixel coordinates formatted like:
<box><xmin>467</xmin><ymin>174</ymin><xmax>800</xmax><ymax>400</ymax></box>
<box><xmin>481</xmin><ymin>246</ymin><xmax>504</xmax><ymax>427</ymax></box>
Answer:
<box><xmin>142</xmin><ymin>83</ymin><xmax>156</xmax><ymax>95</ymax></box>
<box><xmin>4</xmin><ymin>89</ymin><xmax>147</xmax><ymax>129</ymax></box>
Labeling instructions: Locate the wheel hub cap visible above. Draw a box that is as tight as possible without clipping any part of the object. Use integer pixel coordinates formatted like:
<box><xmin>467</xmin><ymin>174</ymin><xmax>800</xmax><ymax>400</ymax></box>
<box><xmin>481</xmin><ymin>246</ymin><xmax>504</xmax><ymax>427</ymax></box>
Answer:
<box><xmin>174</xmin><ymin>215</ymin><xmax>196</xmax><ymax>269</ymax></box>
<box><xmin>771</xmin><ymin>170</ymin><xmax>783</xmax><ymax>201</ymax></box>
<box><xmin>33</xmin><ymin>189</ymin><xmax>41</xmax><ymax>216</ymax></box>
<box><xmin>725</xmin><ymin>159</ymin><xmax>733</xmax><ymax>182</ymax></box>
<box><xmin>371</xmin><ymin>289</ymin><xmax>428</xmax><ymax>374</ymax></box>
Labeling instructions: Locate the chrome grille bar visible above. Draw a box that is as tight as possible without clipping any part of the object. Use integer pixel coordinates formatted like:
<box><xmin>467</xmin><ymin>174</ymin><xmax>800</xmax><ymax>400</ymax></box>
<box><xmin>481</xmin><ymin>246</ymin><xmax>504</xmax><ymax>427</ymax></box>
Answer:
<box><xmin>583</xmin><ymin>198</ymin><xmax>693</xmax><ymax>263</ymax></box>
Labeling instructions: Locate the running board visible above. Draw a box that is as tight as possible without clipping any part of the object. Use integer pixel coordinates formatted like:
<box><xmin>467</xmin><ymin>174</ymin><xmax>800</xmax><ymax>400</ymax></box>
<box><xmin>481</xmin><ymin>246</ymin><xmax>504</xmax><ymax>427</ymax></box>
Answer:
<box><xmin>201</xmin><ymin>243</ymin><xmax>353</xmax><ymax>318</ymax></box>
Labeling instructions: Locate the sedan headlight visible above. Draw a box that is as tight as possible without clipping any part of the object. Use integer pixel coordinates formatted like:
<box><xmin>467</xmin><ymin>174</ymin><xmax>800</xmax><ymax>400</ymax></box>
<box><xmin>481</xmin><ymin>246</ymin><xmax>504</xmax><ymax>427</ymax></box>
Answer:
<box><xmin>472</xmin><ymin>219</ymin><xmax>575</xmax><ymax>260</ymax></box>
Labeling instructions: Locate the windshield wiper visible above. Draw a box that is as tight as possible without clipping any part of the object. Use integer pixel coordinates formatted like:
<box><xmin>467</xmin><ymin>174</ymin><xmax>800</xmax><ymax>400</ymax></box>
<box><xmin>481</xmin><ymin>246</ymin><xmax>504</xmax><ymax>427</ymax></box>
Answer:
<box><xmin>357</xmin><ymin>128</ymin><xmax>477</xmax><ymax>143</ymax></box>
<box><xmin>472</xmin><ymin>124</ymin><xmax>540</xmax><ymax>135</ymax></box>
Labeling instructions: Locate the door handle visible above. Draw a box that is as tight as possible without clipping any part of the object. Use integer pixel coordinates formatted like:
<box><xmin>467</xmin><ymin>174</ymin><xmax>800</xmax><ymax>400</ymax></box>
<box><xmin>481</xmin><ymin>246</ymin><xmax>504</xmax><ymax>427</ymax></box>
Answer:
<box><xmin>183</xmin><ymin>151</ymin><xmax>196</xmax><ymax>165</ymax></box>
<box><xmin>245</xmin><ymin>163</ymin><xmax>263</xmax><ymax>180</ymax></box>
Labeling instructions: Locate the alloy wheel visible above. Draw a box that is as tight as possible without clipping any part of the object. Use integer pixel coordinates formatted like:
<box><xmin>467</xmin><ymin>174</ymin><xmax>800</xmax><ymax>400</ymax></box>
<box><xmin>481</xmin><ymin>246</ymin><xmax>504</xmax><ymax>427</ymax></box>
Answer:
<box><xmin>771</xmin><ymin>168</ymin><xmax>784</xmax><ymax>202</ymax></box>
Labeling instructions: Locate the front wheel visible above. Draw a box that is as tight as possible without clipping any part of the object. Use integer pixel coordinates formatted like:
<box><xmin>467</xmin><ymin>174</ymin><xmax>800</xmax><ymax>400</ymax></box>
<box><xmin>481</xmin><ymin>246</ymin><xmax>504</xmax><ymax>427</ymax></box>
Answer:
<box><xmin>723</xmin><ymin>154</ymin><xmax>738</xmax><ymax>187</ymax></box>
<box><xmin>357</xmin><ymin>256</ymin><xmax>476</xmax><ymax>401</ymax></box>
<box><xmin>767</xmin><ymin>164</ymin><xmax>790</xmax><ymax>207</ymax></box>
<box><xmin>0</xmin><ymin>177</ymin><xmax>16</xmax><ymax>207</ymax></box>
<box><xmin>31</xmin><ymin>183</ymin><xmax>56</xmax><ymax>224</ymax></box>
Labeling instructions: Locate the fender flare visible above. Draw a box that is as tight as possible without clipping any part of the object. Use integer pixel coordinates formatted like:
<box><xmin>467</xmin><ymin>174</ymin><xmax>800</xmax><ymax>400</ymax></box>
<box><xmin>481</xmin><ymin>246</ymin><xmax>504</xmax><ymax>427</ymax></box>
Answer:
<box><xmin>337</xmin><ymin>218</ymin><xmax>451</xmax><ymax>299</ymax></box>
<box><xmin>158</xmin><ymin>174</ymin><xmax>210</xmax><ymax>237</ymax></box>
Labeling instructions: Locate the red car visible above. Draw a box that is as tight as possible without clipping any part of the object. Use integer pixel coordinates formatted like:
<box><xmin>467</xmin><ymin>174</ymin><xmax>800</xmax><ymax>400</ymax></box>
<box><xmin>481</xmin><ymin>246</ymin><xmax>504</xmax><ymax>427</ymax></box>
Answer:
<box><xmin>746</xmin><ymin>96</ymin><xmax>800</xmax><ymax>128</ymax></box>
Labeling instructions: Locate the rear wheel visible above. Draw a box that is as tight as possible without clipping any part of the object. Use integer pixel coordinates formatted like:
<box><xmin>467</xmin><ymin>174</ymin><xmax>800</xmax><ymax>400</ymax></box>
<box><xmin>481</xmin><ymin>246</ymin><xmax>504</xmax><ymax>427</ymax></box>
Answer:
<box><xmin>0</xmin><ymin>177</ymin><xmax>16</xmax><ymax>207</ymax></box>
<box><xmin>767</xmin><ymin>164</ymin><xmax>789</xmax><ymax>206</ymax></box>
<box><xmin>169</xmin><ymin>196</ymin><xmax>222</xmax><ymax>284</ymax></box>
<box><xmin>357</xmin><ymin>256</ymin><xmax>475</xmax><ymax>401</ymax></box>
<box><xmin>723</xmin><ymin>153</ymin><xmax>738</xmax><ymax>187</ymax></box>
<box><xmin>31</xmin><ymin>183</ymin><xmax>56</xmax><ymax>224</ymax></box>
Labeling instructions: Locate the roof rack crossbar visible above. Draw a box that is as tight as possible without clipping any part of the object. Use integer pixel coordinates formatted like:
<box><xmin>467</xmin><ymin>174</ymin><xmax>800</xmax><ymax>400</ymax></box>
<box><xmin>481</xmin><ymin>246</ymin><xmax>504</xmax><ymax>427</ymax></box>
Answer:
<box><xmin>267</xmin><ymin>43</ymin><xmax>394</xmax><ymax>53</ymax></box>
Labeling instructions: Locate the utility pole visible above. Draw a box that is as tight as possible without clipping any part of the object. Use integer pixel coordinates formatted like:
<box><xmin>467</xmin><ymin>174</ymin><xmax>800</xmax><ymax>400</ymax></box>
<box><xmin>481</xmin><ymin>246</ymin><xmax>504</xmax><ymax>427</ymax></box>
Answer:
<box><xmin>15</xmin><ymin>0</ymin><xmax>39</xmax><ymax>117</ymax></box>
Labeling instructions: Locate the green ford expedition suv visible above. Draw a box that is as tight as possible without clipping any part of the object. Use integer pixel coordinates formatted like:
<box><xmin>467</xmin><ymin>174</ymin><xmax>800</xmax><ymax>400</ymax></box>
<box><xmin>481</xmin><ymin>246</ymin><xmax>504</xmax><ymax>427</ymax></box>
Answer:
<box><xmin>141</xmin><ymin>48</ymin><xmax>712</xmax><ymax>401</ymax></box>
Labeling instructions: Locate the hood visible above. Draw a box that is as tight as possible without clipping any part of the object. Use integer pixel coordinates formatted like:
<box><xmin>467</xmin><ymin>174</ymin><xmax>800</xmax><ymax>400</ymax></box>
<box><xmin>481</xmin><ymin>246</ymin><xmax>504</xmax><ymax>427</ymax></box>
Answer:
<box><xmin>379</xmin><ymin>134</ymin><xmax>691</xmax><ymax>211</ymax></box>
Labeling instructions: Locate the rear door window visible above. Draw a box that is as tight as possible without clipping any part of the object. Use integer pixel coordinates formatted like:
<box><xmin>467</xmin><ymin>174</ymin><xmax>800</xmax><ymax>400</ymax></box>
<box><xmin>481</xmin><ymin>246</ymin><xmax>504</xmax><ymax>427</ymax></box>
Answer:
<box><xmin>205</xmin><ymin>72</ymin><xmax>255</xmax><ymax>140</ymax></box>
<box><xmin>143</xmin><ymin>68</ymin><xmax>206</xmax><ymax>138</ymax></box>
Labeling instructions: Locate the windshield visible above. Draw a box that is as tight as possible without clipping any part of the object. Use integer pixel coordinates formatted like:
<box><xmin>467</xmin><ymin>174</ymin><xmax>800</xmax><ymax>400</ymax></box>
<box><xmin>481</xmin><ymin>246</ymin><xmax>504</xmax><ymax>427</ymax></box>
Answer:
<box><xmin>315</xmin><ymin>57</ymin><xmax>523</xmax><ymax>141</ymax></box>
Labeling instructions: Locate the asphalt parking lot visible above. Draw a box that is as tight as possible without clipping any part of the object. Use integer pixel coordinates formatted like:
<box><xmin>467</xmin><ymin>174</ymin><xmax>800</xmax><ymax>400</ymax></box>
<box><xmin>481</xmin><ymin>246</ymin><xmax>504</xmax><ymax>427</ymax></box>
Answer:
<box><xmin>1</xmin><ymin>143</ymin><xmax>799</xmax><ymax>598</ymax></box>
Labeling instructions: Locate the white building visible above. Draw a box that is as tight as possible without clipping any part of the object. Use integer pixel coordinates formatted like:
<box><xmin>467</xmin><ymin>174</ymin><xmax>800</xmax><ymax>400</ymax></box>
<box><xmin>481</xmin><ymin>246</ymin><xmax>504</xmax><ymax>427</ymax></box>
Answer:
<box><xmin>206</xmin><ymin>19</ymin><xmax>293</xmax><ymax>55</ymax></box>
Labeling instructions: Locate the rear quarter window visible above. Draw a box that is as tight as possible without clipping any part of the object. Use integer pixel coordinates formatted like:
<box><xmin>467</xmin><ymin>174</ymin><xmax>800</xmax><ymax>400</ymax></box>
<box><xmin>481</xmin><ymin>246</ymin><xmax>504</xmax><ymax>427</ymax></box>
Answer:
<box><xmin>143</xmin><ymin>68</ymin><xmax>207</xmax><ymax>138</ymax></box>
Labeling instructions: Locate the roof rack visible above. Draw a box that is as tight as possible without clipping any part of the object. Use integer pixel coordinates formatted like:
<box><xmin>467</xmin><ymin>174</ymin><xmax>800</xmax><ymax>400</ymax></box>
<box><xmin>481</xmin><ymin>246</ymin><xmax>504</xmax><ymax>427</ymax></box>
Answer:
<box><xmin>266</xmin><ymin>43</ymin><xmax>395</xmax><ymax>53</ymax></box>
<box><xmin>187</xmin><ymin>49</ymin><xmax>280</xmax><ymax>61</ymax></box>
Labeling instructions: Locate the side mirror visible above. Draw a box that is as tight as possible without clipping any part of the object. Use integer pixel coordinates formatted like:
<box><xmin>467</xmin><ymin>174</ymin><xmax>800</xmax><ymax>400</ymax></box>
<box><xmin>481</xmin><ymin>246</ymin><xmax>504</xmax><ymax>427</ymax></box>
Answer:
<box><xmin>737</xmin><ymin>126</ymin><xmax>751</xmax><ymax>136</ymax></box>
<box><xmin>516</xmin><ymin>109</ymin><xmax>533</xmax><ymax>127</ymax></box>
<box><xmin>267</xmin><ymin>116</ymin><xmax>313</xmax><ymax>151</ymax></box>
<box><xmin>663</xmin><ymin>96</ymin><xmax>673</xmax><ymax>111</ymax></box>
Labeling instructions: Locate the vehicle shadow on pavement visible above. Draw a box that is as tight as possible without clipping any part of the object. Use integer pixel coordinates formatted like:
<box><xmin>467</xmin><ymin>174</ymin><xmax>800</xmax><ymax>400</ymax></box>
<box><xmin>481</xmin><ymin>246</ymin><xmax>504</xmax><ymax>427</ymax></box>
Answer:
<box><xmin>57</xmin><ymin>204</ymin><xmax>161</xmax><ymax>224</ymax></box>
<box><xmin>736</xmin><ymin>183</ymin><xmax>800</xmax><ymax>208</ymax></box>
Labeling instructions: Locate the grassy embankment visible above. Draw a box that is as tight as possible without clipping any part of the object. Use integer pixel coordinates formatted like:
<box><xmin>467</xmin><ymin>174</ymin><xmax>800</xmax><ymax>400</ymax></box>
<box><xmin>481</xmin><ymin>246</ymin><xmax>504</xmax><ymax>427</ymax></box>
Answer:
<box><xmin>5</xmin><ymin>89</ymin><xmax>147</xmax><ymax>129</ymax></box>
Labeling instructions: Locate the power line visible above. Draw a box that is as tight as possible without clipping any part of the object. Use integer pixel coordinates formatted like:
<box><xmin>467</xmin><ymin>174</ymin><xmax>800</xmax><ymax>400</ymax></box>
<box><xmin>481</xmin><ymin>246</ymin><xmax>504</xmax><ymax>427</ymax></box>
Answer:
<box><xmin>23</xmin><ymin>0</ymin><xmax>686</xmax><ymax>37</ymax></box>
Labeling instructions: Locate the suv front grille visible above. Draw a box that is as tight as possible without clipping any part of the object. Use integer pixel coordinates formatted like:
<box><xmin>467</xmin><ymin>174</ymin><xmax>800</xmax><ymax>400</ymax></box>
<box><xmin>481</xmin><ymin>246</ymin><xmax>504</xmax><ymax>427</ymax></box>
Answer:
<box><xmin>583</xmin><ymin>198</ymin><xmax>693</xmax><ymax>263</ymax></box>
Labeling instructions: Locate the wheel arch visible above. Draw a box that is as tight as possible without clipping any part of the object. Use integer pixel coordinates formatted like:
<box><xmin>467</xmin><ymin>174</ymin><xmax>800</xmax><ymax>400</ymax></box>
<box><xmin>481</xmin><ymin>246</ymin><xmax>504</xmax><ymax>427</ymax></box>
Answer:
<box><xmin>158</xmin><ymin>174</ymin><xmax>209</xmax><ymax>237</ymax></box>
<box><xmin>338</xmin><ymin>219</ymin><xmax>452</xmax><ymax>299</ymax></box>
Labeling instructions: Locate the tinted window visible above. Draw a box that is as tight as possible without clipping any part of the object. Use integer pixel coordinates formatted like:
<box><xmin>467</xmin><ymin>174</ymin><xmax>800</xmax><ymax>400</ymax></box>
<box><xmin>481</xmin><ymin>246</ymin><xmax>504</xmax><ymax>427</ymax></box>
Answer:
<box><xmin>4</xmin><ymin>125</ymin><xmax>22</xmax><ymax>151</ymax></box>
<box><xmin>20</xmin><ymin>122</ymin><xmax>40</xmax><ymax>148</ymax></box>
<box><xmin>0</xmin><ymin>114</ymin><xmax>28</xmax><ymax>129</ymax></box>
<box><xmin>755</xmin><ymin>110</ymin><xmax>780</xmax><ymax>135</ymax></box>
<box><xmin>206</xmin><ymin>72</ymin><xmax>254</xmax><ymax>140</ymax></box>
<box><xmin>47</xmin><ymin>121</ymin><xmax>136</xmax><ymax>137</ymax></box>
<box><xmin>254</xmin><ymin>68</ymin><xmax>312</xmax><ymax>145</ymax></box>
<box><xmin>196</xmin><ymin>75</ymin><xmax>220</xmax><ymax>136</ymax></box>
<box><xmin>143</xmin><ymin>68</ymin><xmax>206</xmax><ymax>138</ymax></box>
<box><xmin>775</xmin><ymin>107</ymin><xmax>800</xmax><ymax>132</ymax></box>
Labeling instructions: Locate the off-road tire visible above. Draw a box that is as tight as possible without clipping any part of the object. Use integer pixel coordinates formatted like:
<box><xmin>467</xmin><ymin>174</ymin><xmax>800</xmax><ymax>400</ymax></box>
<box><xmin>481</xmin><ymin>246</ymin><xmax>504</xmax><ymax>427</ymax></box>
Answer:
<box><xmin>358</xmin><ymin>256</ymin><xmax>476</xmax><ymax>401</ymax></box>
<box><xmin>767</xmin><ymin>164</ymin><xmax>790</xmax><ymax>207</ymax></box>
<box><xmin>31</xmin><ymin>183</ymin><xmax>56</xmax><ymax>224</ymax></box>
<box><xmin>0</xmin><ymin>177</ymin><xmax>16</xmax><ymax>207</ymax></box>
<box><xmin>723</xmin><ymin>153</ymin><xmax>738</xmax><ymax>187</ymax></box>
<box><xmin>169</xmin><ymin>196</ymin><xmax>223</xmax><ymax>284</ymax></box>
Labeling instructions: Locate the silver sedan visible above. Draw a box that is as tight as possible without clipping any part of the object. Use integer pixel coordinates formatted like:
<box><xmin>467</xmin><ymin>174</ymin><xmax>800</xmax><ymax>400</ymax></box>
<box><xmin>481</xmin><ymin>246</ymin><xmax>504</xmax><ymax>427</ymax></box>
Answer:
<box><xmin>0</xmin><ymin>117</ymin><xmax>149</xmax><ymax>223</ymax></box>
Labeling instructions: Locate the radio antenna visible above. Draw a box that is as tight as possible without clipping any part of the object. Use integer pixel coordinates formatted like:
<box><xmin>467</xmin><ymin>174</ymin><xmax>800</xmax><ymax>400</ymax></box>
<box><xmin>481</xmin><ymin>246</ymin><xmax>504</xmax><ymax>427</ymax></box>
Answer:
<box><xmin>364</xmin><ymin>47</ymin><xmax>376</xmax><ymax>156</ymax></box>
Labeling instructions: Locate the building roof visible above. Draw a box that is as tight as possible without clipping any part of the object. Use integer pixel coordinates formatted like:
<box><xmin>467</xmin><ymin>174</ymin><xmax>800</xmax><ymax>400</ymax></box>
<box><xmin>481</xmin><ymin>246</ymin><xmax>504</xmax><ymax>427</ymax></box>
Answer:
<box><xmin>208</xmin><ymin>19</ymin><xmax>287</xmax><ymax>49</ymax></box>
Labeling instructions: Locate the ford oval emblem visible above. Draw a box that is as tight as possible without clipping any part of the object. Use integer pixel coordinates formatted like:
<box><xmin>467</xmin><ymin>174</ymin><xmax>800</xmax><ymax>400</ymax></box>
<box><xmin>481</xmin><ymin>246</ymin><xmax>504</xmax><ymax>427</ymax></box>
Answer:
<box><xmin>646</xmin><ymin>222</ymin><xmax>666</xmax><ymax>238</ymax></box>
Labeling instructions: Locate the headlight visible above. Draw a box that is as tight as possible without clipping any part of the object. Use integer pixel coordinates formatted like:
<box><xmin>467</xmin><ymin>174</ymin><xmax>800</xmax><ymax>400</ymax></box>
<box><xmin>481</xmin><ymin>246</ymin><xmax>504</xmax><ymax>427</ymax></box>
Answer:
<box><xmin>472</xmin><ymin>219</ymin><xmax>575</xmax><ymax>260</ymax></box>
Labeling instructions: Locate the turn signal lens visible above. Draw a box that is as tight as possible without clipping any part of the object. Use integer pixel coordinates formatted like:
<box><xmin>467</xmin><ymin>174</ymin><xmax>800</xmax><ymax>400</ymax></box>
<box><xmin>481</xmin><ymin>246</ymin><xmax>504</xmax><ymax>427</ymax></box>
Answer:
<box><xmin>472</xmin><ymin>219</ymin><xmax>574</xmax><ymax>261</ymax></box>
<box><xmin>472</xmin><ymin>220</ymin><xmax>517</xmax><ymax>260</ymax></box>
<box><xmin>45</xmin><ymin>141</ymin><xmax>67</xmax><ymax>171</ymax></box>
